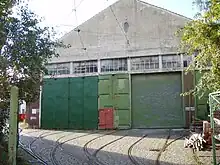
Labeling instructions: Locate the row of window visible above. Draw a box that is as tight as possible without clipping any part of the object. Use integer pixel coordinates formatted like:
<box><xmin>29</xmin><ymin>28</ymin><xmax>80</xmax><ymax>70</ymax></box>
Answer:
<box><xmin>45</xmin><ymin>55</ymin><xmax>192</xmax><ymax>75</ymax></box>
<box><xmin>46</xmin><ymin>63</ymin><xmax>70</xmax><ymax>75</ymax></box>
<box><xmin>131</xmin><ymin>56</ymin><xmax>159</xmax><ymax>70</ymax></box>
<box><xmin>101</xmin><ymin>58</ymin><xmax>128</xmax><ymax>72</ymax></box>
<box><xmin>73</xmin><ymin>60</ymin><xmax>98</xmax><ymax>74</ymax></box>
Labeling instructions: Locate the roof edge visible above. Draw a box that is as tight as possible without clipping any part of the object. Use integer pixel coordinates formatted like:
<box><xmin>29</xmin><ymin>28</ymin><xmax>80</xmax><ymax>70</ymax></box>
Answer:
<box><xmin>59</xmin><ymin>0</ymin><xmax>193</xmax><ymax>40</ymax></box>
<box><xmin>138</xmin><ymin>0</ymin><xmax>193</xmax><ymax>21</ymax></box>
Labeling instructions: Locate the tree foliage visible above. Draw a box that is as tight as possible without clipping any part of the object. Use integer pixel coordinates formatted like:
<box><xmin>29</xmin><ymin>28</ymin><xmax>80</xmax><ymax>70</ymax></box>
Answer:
<box><xmin>0</xmin><ymin>3</ymin><xmax>68</xmax><ymax>138</ymax></box>
<box><xmin>179</xmin><ymin>0</ymin><xmax>220</xmax><ymax>97</ymax></box>
<box><xmin>0</xmin><ymin>0</ymin><xmax>18</xmax><ymax>49</ymax></box>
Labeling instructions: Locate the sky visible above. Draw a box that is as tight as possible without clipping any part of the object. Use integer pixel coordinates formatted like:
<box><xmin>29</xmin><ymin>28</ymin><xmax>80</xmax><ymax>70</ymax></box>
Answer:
<box><xmin>26</xmin><ymin>0</ymin><xmax>197</xmax><ymax>38</ymax></box>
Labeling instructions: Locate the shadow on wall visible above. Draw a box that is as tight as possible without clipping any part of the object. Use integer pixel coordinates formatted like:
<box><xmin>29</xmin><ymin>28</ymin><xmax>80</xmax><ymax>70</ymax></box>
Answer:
<box><xmin>19</xmin><ymin>129</ymin><xmax>195</xmax><ymax>165</ymax></box>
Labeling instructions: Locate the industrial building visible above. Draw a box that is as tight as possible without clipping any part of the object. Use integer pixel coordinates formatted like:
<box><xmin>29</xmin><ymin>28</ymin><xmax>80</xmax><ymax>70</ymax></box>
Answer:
<box><xmin>33</xmin><ymin>0</ymin><xmax>203</xmax><ymax>130</ymax></box>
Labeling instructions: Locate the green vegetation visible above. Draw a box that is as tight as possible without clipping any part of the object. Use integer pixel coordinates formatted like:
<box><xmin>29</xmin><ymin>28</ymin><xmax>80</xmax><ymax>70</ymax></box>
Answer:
<box><xmin>179</xmin><ymin>0</ymin><xmax>220</xmax><ymax>97</ymax></box>
<box><xmin>0</xmin><ymin>1</ymin><xmax>68</xmax><ymax>164</ymax></box>
<box><xmin>0</xmin><ymin>0</ymin><xmax>67</xmax><ymax>136</ymax></box>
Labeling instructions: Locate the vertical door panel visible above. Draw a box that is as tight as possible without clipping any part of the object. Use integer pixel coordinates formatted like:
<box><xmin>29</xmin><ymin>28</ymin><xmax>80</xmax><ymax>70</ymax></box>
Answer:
<box><xmin>113</xmin><ymin>74</ymin><xmax>131</xmax><ymax>128</ymax></box>
<box><xmin>98</xmin><ymin>75</ymin><xmax>113</xmax><ymax>108</ymax></box>
<box><xmin>69</xmin><ymin>77</ymin><xmax>84</xmax><ymax>129</ymax></box>
<box><xmin>53</xmin><ymin>78</ymin><xmax>69</xmax><ymax>129</ymax></box>
<box><xmin>83</xmin><ymin>76</ymin><xmax>98</xmax><ymax>129</ymax></box>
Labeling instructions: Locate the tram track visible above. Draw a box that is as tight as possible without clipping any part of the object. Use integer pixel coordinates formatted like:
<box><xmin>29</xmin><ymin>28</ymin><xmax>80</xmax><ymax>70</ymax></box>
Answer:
<box><xmin>20</xmin><ymin>130</ymin><xmax>65</xmax><ymax>165</ymax></box>
<box><xmin>21</xmin><ymin>130</ymin><xmax>128</xmax><ymax>165</ymax></box>
<box><xmin>18</xmin><ymin>129</ymin><xmax>46</xmax><ymax>164</ymax></box>
<box><xmin>29</xmin><ymin>131</ymin><xmax>63</xmax><ymax>151</ymax></box>
<box><xmin>83</xmin><ymin>130</ymin><xmax>130</xmax><ymax>165</ymax></box>
<box><xmin>49</xmin><ymin>130</ymin><xmax>126</xmax><ymax>165</ymax></box>
<box><xmin>20</xmin><ymin>130</ymin><xmax>105</xmax><ymax>165</ymax></box>
<box><xmin>126</xmin><ymin>130</ymin><xmax>186</xmax><ymax>165</ymax></box>
<box><xmin>19</xmin><ymin>142</ymin><xmax>48</xmax><ymax>165</ymax></box>
<box><xmin>19</xmin><ymin>129</ymin><xmax>187</xmax><ymax>165</ymax></box>
<box><xmin>19</xmin><ymin>130</ymin><xmax>52</xmax><ymax>165</ymax></box>
<box><xmin>83</xmin><ymin>131</ymin><xmax>116</xmax><ymax>162</ymax></box>
<box><xmin>156</xmin><ymin>130</ymin><xmax>186</xmax><ymax>165</ymax></box>
<box><xmin>19</xmin><ymin>130</ymin><xmax>50</xmax><ymax>147</ymax></box>
<box><xmin>50</xmin><ymin>131</ymin><xmax>100</xmax><ymax>165</ymax></box>
<box><xmin>127</xmin><ymin>134</ymin><xmax>148</xmax><ymax>165</ymax></box>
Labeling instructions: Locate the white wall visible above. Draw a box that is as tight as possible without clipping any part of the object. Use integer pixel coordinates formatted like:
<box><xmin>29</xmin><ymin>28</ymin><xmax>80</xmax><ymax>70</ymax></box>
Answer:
<box><xmin>49</xmin><ymin>0</ymin><xmax>189</xmax><ymax>63</ymax></box>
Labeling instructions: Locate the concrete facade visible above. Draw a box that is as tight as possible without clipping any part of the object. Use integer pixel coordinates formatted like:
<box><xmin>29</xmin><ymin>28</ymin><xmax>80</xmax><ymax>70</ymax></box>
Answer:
<box><xmin>40</xmin><ymin>1</ymin><xmax>195</xmax><ymax>130</ymax></box>
<box><xmin>50</xmin><ymin>0</ymin><xmax>190</xmax><ymax>64</ymax></box>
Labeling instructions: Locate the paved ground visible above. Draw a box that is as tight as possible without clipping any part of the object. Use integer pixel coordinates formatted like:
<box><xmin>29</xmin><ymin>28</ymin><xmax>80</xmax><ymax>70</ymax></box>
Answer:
<box><xmin>19</xmin><ymin>129</ymin><xmax>205</xmax><ymax>165</ymax></box>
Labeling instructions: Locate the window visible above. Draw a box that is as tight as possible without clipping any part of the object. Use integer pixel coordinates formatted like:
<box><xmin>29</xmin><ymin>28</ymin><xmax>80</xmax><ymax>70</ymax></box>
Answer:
<box><xmin>72</xmin><ymin>60</ymin><xmax>98</xmax><ymax>74</ymax></box>
<box><xmin>101</xmin><ymin>58</ymin><xmax>127</xmax><ymax>72</ymax></box>
<box><xmin>123</xmin><ymin>22</ymin><xmax>129</xmax><ymax>33</ymax></box>
<box><xmin>183</xmin><ymin>55</ymin><xmax>192</xmax><ymax>68</ymax></box>
<box><xmin>46</xmin><ymin>63</ymin><xmax>70</xmax><ymax>75</ymax></box>
<box><xmin>131</xmin><ymin>56</ymin><xmax>159</xmax><ymax>71</ymax></box>
<box><xmin>162</xmin><ymin>55</ymin><xmax>181</xmax><ymax>69</ymax></box>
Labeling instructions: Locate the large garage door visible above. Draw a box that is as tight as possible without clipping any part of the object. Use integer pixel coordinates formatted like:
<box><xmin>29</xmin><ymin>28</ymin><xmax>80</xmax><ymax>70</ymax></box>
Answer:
<box><xmin>132</xmin><ymin>72</ymin><xmax>183</xmax><ymax>128</ymax></box>
<box><xmin>98</xmin><ymin>74</ymin><xmax>131</xmax><ymax>129</ymax></box>
<box><xmin>41</xmin><ymin>78</ymin><xmax>69</xmax><ymax>129</ymax></box>
<box><xmin>42</xmin><ymin>76</ymin><xmax>98</xmax><ymax>130</ymax></box>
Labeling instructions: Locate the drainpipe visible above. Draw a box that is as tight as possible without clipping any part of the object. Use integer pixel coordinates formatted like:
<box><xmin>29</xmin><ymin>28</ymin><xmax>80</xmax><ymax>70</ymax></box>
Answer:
<box><xmin>39</xmin><ymin>73</ymin><xmax>43</xmax><ymax>128</ymax></box>
<box><xmin>70</xmin><ymin>62</ymin><xmax>73</xmax><ymax>75</ymax></box>
<box><xmin>181</xmin><ymin>54</ymin><xmax>186</xmax><ymax>127</ymax></box>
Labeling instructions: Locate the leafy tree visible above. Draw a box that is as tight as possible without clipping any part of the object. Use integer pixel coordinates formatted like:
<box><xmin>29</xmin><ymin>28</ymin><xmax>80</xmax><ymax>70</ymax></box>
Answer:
<box><xmin>0</xmin><ymin>0</ymin><xmax>18</xmax><ymax>15</ymax></box>
<box><xmin>0</xmin><ymin>0</ymin><xmax>19</xmax><ymax>49</ymax></box>
<box><xmin>0</xmin><ymin>4</ymin><xmax>68</xmax><ymax>139</ymax></box>
<box><xmin>179</xmin><ymin>0</ymin><xmax>220</xmax><ymax>97</ymax></box>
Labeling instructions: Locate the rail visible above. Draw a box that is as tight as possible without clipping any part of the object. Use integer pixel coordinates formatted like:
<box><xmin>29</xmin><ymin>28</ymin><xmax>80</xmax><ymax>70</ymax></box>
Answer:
<box><xmin>209</xmin><ymin>91</ymin><xmax>220</xmax><ymax>165</ymax></box>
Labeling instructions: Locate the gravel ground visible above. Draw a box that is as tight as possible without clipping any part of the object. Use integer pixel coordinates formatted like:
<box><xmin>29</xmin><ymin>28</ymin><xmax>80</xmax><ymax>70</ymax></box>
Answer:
<box><xmin>131</xmin><ymin>129</ymin><xmax>170</xmax><ymax>165</ymax></box>
<box><xmin>53</xmin><ymin>131</ymin><xmax>97</xmax><ymax>165</ymax></box>
<box><xmin>196</xmin><ymin>147</ymin><xmax>220</xmax><ymax>165</ymax></box>
<box><xmin>62</xmin><ymin>130</ymin><xmax>117</xmax><ymax>165</ymax></box>
<box><xmin>20</xmin><ymin>129</ymin><xmax>73</xmax><ymax>164</ymax></box>
<box><xmin>20</xmin><ymin>129</ymin><xmax>197</xmax><ymax>165</ymax></box>
<box><xmin>86</xmin><ymin>130</ymin><xmax>129</xmax><ymax>164</ymax></box>
<box><xmin>27</xmin><ymin>131</ymin><xmax>63</xmax><ymax>162</ymax></box>
<box><xmin>96</xmin><ymin>129</ymin><xmax>144</xmax><ymax>165</ymax></box>
<box><xmin>19</xmin><ymin>129</ymin><xmax>51</xmax><ymax>148</ymax></box>
<box><xmin>159</xmin><ymin>130</ymin><xmax>196</xmax><ymax>165</ymax></box>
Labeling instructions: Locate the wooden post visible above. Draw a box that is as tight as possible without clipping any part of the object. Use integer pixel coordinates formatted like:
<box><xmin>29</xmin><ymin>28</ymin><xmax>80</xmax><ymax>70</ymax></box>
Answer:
<box><xmin>8</xmin><ymin>86</ymin><xmax>19</xmax><ymax>165</ymax></box>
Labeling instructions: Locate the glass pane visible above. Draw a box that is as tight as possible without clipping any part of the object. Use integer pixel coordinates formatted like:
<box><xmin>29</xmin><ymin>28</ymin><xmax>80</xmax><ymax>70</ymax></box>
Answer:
<box><xmin>101</xmin><ymin>58</ymin><xmax>127</xmax><ymax>72</ymax></box>
<box><xmin>73</xmin><ymin>60</ymin><xmax>98</xmax><ymax>74</ymax></box>
<box><xmin>45</xmin><ymin>62</ymin><xmax>70</xmax><ymax>75</ymax></box>
<box><xmin>131</xmin><ymin>56</ymin><xmax>159</xmax><ymax>71</ymax></box>
<box><xmin>162</xmin><ymin>55</ymin><xmax>181</xmax><ymax>69</ymax></box>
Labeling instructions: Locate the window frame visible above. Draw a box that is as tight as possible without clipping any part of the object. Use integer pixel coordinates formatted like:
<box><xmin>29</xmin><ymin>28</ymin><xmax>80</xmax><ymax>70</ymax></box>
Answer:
<box><xmin>46</xmin><ymin>62</ymin><xmax>70</xmax><ymax>75</ymax></box>
<box><xmin>131</xmin><ymin>55</ymin><xmax>159</xmax><ymax>71</ymax></box>
<box><xmin>100</xmin><ymin>58</ymin><xmax>128</xmax><ymax>72</ymax></box>
<box><xmin>162</xmin><ymin>54</ymin><xmax>182</xmax><ymax>69</ymax></box>
<box><xmin>72</xmin><ymin>60</ymin><xmax>98</xmax><ymax>74</ymax></box>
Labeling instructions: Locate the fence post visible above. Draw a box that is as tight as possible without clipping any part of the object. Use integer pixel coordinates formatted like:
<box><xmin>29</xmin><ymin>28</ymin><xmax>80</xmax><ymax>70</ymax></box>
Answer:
<box><xmin>8</xmin><ymin>86</ymin><xmax>19</xmax><ymax>165</ymax></box>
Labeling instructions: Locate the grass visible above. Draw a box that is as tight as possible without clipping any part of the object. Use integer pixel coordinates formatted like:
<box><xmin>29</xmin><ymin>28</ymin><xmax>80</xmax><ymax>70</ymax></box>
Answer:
<box><xmin>0</xmin><ymin>122</ymin><xmax>32</xmax><ymax>165</ymax></box>
<box><xmin>0</xmin><ymin>141</ymin><xmax>31</xmax><ymax>165</ymax></box>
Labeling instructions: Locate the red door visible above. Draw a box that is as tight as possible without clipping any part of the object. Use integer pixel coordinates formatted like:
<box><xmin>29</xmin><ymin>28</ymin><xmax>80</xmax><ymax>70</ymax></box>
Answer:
<box><xmin>98</xmin><ymin>108</ymin><xmax>114</xmax><ymax>129</ymax></box>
